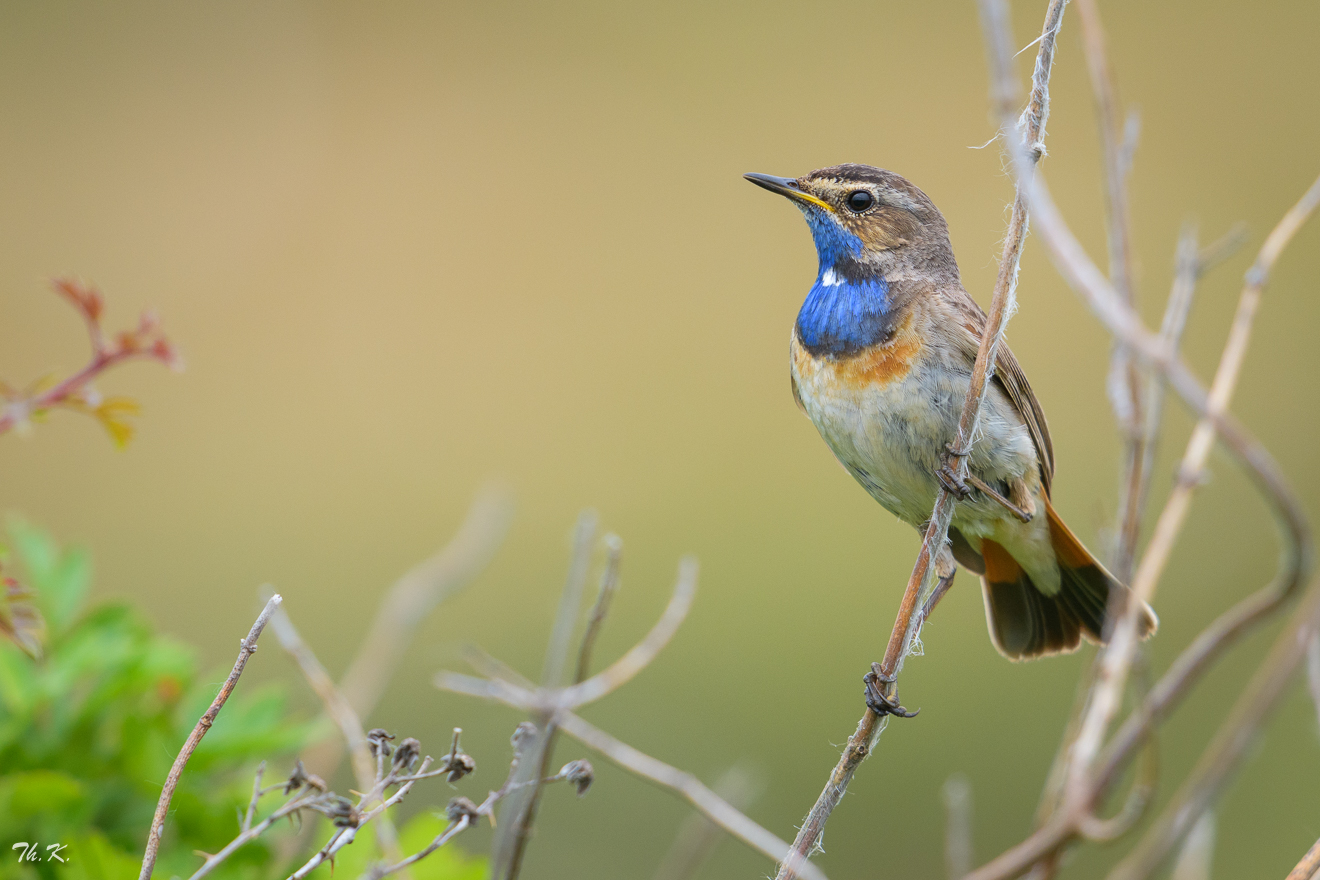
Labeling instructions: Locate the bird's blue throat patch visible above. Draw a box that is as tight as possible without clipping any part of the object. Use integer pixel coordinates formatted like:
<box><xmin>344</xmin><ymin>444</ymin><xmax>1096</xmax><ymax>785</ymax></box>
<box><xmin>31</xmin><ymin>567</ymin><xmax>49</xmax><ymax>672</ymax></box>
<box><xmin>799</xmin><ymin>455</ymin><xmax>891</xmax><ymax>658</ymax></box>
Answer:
<box><xmin>794</xmin><ymin>207</ymin><xmax>893</xmax><ymax>357</ymax></box>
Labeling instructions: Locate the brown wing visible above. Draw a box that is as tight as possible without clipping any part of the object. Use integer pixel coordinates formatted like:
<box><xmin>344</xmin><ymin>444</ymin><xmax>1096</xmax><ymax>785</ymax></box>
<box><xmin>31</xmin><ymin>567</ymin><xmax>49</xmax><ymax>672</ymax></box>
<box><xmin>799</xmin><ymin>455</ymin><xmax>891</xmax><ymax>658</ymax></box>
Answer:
<box><xmin>943</xmin><ymin>288</ymin><xmax>1056</xmax><ymax>496</ymax></box>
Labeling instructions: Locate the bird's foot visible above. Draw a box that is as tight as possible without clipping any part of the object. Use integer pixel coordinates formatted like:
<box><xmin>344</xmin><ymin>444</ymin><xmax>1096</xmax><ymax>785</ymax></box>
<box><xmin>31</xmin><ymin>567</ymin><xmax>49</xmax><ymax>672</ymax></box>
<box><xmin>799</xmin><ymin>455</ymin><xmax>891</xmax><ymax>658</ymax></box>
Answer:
<box><xmin>936</xmin><ymin>463</ymin><xmax>973</xmax><ymax>499</ymax></box>
<box><xmin>863</xmin><ymin>666</ymin><xmax>918</xmax><ymax>718</ymax></box>
<box><xmin>963</xmin><ymin>473</ymin><xmax>1035</xmax><ymax>523</ymax></box>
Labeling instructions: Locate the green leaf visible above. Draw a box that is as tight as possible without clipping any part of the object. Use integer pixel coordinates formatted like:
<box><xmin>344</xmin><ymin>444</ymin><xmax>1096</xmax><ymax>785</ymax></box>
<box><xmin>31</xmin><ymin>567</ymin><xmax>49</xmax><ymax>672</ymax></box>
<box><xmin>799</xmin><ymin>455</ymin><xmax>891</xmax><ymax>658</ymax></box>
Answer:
<box><xmin>7</xmin><ymin>520</ymin><xmax>91</xmax><ymax>635</ymax></box>
<box><xmin>3</xmin><ymin>770</ymin><xmax>87</xmax><ymax>818</ymax></box>
<box><xmin>303</xmin><ymin>813</ymin><xmax>487</xmax><ymax>880</ymax></box>
<box><xmin>61</xmin><ymin>830</ymin><xmax>140</xmax><ymax>880</ymax></box>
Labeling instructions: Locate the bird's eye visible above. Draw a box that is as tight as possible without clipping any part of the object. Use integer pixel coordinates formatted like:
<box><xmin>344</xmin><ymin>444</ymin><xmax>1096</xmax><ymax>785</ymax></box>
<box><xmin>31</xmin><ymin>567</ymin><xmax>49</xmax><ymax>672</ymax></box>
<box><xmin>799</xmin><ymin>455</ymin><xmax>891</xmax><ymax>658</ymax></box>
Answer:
<box><xmin>846</xmin><ymin>190</ymin><xmax>874</xmax><ymax>212</ymax></box>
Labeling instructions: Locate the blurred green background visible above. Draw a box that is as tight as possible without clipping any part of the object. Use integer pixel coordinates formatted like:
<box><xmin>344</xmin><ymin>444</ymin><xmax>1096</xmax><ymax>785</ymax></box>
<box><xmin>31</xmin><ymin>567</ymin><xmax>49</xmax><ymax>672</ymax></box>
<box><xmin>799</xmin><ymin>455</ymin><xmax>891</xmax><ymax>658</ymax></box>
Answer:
<box><xmin>2</xmin><ymin>0</ymin><xmax>1318</xmax><ymax>877</ymax></box>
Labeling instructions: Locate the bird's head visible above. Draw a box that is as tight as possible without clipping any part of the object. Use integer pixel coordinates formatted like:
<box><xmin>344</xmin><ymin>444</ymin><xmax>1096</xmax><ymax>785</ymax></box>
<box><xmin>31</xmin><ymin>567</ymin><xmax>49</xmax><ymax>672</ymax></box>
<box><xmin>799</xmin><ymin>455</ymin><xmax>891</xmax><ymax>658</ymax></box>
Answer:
<box><xmin>744</xmin><ymin>164</ymin><xmax>957</xmax><ymax>284</ymax></box>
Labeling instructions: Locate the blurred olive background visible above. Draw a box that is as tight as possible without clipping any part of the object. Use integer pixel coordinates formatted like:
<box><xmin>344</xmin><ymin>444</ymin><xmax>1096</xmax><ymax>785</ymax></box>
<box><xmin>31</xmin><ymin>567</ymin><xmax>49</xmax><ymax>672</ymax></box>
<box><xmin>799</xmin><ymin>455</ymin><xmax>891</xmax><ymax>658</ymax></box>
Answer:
<box><xmin>2</xmin><ymin>0</ymin><xmax>1318</xmax><ymax>877</ymax></box>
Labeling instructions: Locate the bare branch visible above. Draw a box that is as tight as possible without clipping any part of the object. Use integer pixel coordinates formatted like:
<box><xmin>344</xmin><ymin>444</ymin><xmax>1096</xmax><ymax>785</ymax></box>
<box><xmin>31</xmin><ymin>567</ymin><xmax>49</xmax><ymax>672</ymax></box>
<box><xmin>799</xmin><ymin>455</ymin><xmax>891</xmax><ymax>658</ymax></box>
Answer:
<box><xmin>1168</xmin><ymin>812</ymin><xmax>1215</xmax><ymax>880</ymax></box>
<box><xmin>436</xmin><ymin>556</ymin><xmax>808</xmax><ymax>880</ymax></box>
<box><xmin>297</xmin><ymin>490</ymin><xmax>510</xmax><ymax>782</ymax></box>
<box><xmin>575</xmin><ymin>533</ymin><xmax>623</xmax><ymax>684</ymax></box>
<box><xmin>1286</xmin><ymin>835</ymin><xmax>1320</xmax><ymax>880</ymax></box>
<box><xmin>437</xmin><ymin>559</ymin><xmax>699</xmax><ymax>715</ymax></box>
<box><xmin>555</xmin><ymin>557</ymin><xmax>697</xmax><ymax>708</ymax></box>
<box><xmin>1107</xmin><ymin>574</ymin><xmax>1320</xmax><ymax>879</ymax></box>
<box><xmin>774</xmin><ymin>2</ymin><xmax>1069</xmax><ymax>875</ymax></box>
<box><xmin>139</xmin><ymin>594</ymin><xmax>282</xmax><ymax>880</ymax></box>
<box><xmin>268</xmin><ymin>601</ymin><xmax>409</xmax><ymax>870</ymax></box>
<box><xmin>284</xmin><ymin>756</ymin><xmax>434</xmax><ymax>880</ymax></box>
<box><xmin>340</xmin><ymin>487</ymin><xmax>513</xmax><ymax>721</ymax></box>
<box><xmin>243</xmin><ymin>762</ymin><xmax>267</xmax><ymax>832</ymax></box>
<box><xmin>652</xmin><ymin>766</ymin><xmax>763</xmax><ymax>880</ymax></box>
<box><xmin>1075</xmin><ymin>0</ymin><xmax>1147</xmax><ymax>582</ymax></box>
<box><xmin>268</xmin><ymin>604</ymin><xmax>376</xmax><ymax>798</ymax></box>
<box><xmin>189</xmin><ymin>781</ymin><xmax>328</xmax><ymax>880</ymax></box>
<box><xmin>555</xmin><ymin>711</ymin><xmax>828</xmax><ymax>880</ymax></box>
<box><xmin>542</xmin><ymin>509</ymin><xmax>599</xmax><ymax>689</ymax></box>
<box><xmin>967</xmin><ymin>2</ymin><xmax>1317</xmax><ymax>875</ymax></box>
<box><xmin>1062</xmin><ymin>170</ymin><xmax>1320</xmax><ymax>815</ymax></box>
<box><xmin>369</xmin><ymin>814</ymin><xmax>472</xmax><ymax>880</ymax></box>
<box><xmin>497</xmin><ymin>509</ymin><xmax>597</xmax><ymax>880</ymax></box>
<box><xmin>943</xmin><ymin>774</ymin><xmax>973</xmax><ymax>880</ymax></box>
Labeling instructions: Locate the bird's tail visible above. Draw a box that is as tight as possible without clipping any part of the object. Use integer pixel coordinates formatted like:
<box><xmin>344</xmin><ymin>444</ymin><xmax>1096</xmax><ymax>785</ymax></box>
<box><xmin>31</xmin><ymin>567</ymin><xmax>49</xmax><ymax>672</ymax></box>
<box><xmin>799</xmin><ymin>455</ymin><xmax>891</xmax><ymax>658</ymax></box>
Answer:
<box><xmin>980</xmin><ymin>500</ymin><xmax>1158</xmax><ymax>661</ymax></box>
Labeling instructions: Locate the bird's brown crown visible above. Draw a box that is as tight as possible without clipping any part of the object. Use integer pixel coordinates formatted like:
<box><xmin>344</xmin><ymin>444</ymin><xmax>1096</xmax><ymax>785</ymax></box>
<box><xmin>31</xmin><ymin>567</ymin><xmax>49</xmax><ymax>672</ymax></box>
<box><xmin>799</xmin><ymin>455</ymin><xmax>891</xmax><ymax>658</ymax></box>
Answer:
<box><xmin>796</xmin><ymin>164</ymin><xmax>951</xmax><ymax>258</ymax></box>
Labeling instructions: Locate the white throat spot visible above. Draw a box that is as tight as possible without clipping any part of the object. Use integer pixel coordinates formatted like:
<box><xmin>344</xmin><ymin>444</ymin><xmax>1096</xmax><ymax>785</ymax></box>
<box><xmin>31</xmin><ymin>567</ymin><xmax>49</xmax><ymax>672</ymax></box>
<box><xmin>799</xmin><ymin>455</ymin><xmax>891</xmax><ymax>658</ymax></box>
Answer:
<box><xmin>821</xmin><ymin>267</ymin><xmax>840</xmax><ymax>286</ymax></box>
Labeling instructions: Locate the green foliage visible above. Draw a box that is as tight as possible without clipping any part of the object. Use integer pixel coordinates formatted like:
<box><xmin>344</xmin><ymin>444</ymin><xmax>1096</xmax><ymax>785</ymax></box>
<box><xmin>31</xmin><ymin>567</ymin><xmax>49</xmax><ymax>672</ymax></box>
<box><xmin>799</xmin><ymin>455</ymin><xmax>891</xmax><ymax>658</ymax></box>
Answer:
<box><xmin>307</xmin><ymin>812</ymin><xmax>487</xmax><ymax>880</ymax></box>
<box><xmin>0</xmin><ymin>522</ymin><xmax>314</xmax><ymax>880</ymax></box>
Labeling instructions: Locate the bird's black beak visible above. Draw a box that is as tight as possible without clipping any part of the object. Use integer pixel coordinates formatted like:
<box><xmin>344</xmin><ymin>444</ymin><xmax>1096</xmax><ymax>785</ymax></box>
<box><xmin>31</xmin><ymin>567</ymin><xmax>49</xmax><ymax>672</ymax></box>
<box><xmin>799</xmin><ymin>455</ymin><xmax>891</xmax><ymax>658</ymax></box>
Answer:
<box><xmin>743</xmin><ymin>173</ymin><xmax>831</xmax><ymax>210</ymax></box>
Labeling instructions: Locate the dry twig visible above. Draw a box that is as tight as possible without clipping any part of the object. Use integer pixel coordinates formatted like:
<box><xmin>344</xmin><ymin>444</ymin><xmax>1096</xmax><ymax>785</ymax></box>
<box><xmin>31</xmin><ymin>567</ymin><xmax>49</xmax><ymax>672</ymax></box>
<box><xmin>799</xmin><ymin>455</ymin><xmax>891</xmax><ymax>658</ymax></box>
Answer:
<box><xmin>269</xmin><ymin>603</ymin><xmax>377</xmax><ymax>797</ymax></box>
<box><xmin>268</xmin><ymin>601</ymin><xmax>411</xmax><ymax>870</ymax></box>
<box><xmin>1168</xmin><ymin>812</ymin><xmax>1215</xmax><ymax>880</ymax></box>
<box><xmin>436</xmin><ymin>555</ymin><xmax>827</xmax><ymax>880</ymax></box>
<box><xmin>1287</xmin><ymin>835</ymin><xmax>1320</xmax><ymax>880</ymax></box>
<box><xmin>943</xmin><ymin>775</ymin><xmax>973</xmax><ymax>880</ymax></box>
<box><xmin>496</xmin><ymin>510</ymin><xmax>597</xmax><ymax>880</ymax></box>
<box><xmin>962</xmin><ymin>1</ymin><xmax>1319</xmax><ymax>875</ymax></box>
<box><xmin>1075</xmin><ymin>0</ymin><xmax>1147</xmax><ymax>582</ymax></box>
<box><xmin>339</xmin><ymin>488</ymin><xmax>513</xmax><ymax>721</ymax></box>
<box><xmin>301</xmin><ymin>488</ymin><xmax>512</xmax><ymax>781</ymax></box>
<box><xmin>651</xmin><ymin>765</ymin><xmax>762</xmax><ymax>880</ymax></box>
<box><xmin>1107</xmin><ymin>573</ymin><xmax>1320</xmax><ymax>878</ymax></box>
<box><xmin>139</xmin><ymin>595</ymin><xmax>282</xmax><ymax>880</ymax></box>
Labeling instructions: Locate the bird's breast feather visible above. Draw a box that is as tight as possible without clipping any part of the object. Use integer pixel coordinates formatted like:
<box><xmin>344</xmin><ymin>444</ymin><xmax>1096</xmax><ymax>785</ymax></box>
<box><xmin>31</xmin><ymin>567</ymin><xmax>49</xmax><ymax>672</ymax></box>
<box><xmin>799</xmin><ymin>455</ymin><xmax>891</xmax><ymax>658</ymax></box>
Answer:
<box><xmin>792</xmin><ymin>318</ymin><xmax>924</xmax><ymax>395</ymax></box>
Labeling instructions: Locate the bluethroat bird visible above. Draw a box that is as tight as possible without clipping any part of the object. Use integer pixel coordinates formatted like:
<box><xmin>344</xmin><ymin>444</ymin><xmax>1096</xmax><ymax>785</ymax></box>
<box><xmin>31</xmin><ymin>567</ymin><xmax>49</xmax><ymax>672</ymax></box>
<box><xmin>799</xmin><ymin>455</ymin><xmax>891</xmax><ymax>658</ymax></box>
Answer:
<box><xmin>746</xmin><ymin>164</ymin><xmax>1156</xmax><ymax>661</ymax></box>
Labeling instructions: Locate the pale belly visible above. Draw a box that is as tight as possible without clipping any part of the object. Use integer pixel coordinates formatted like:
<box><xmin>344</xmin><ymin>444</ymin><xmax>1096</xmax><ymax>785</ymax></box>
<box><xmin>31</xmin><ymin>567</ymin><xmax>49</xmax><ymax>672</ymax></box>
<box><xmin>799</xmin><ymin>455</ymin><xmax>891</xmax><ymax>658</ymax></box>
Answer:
<box><xmin>789</xmin><ymin>331</ymin><xmax>1040</xmax><ymax>541</ymax></box>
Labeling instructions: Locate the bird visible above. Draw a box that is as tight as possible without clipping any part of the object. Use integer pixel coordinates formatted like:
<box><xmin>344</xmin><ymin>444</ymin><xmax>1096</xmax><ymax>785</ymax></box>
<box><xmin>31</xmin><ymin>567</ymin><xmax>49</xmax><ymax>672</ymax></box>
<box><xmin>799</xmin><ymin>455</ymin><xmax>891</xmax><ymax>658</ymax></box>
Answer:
<box><xmin>745</xmin><ymin>163</ymin><xmax>1156</xmax><ymax>663</ymax></box>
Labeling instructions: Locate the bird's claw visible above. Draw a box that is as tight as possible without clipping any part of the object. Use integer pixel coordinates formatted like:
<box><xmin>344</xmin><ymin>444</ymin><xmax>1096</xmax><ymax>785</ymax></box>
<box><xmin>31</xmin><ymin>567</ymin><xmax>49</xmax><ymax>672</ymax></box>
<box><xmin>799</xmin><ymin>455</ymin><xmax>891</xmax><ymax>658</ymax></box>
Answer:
<box><xmin>936</xmin><ymin>464</ymin><xmax>973</xmax><ymax>499</ymax></box>
<box><xmin>863</xmin><ymin>669</ymin><xmax>919</xmax><ymax>719</ymax></box>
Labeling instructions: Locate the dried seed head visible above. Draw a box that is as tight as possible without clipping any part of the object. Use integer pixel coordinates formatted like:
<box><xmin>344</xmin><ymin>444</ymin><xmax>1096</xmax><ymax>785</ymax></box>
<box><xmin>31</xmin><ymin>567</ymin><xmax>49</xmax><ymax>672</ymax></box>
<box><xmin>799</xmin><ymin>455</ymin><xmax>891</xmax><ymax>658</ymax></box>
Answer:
<box><xmin>391</xmin><ymin>737</ymin><xmax>422</xmax><ymax>773</ymax></box>
<box><xmin>366</xmin><ymin>728</ymin><xmax>395</xmax><ymax>758</ymax></box>
<box><xmin>510</xmin><ymin>722</ymin><xmax>539</xmax><ymax>753</ymax></box>
<box><xmin>283</xmin><ymin>760</ymin><xmax>326</xmax><ymax>794</ymax></box>
<box><xmin>446</xmin><ymin>796</ymin><xmax>480</xmax><ymax>825</ymax></box>
<box><xmin>315</xmin><ymin>795</ymin><xmax>361</xmax><ymax>828</ymax></box>
<box><xmin>560</xmin><ymin>760</ymin><xmax>594</xmax><ymax>797</ymax></box>
<box><xmin>445</xmin><ymin>751</ymin><xmax>476</xmax><ymax>783</ymax></box>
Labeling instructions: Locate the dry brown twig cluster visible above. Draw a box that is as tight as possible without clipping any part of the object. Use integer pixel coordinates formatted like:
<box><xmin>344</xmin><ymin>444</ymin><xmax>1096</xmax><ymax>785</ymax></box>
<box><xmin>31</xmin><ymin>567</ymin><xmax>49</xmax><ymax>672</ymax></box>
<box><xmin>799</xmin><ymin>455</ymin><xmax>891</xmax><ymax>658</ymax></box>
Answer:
<box><xmin>135</xmin><ymin>2</ymin><xmax>1320</xmax><ymax>878</ymax></box>
<box><xmin>137</xmin><ymin>495</ymin><xmax>826</xmax><ymax>880</ymax></box>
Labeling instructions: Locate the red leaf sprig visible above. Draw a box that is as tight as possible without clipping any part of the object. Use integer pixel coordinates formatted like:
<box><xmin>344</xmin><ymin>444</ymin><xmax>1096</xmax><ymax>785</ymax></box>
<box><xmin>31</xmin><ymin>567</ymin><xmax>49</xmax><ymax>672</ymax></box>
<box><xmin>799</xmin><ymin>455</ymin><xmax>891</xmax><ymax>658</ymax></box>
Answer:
<box><xmin>0</xmin><ymin>278</ymin><xmax>183</xmax><ymax>447</ymax></box>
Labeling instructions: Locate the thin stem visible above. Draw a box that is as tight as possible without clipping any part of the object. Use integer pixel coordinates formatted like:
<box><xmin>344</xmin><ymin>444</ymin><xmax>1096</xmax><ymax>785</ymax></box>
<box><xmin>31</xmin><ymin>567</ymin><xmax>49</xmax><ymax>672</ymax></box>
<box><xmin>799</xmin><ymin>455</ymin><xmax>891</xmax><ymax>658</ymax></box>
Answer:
<box><xmin>652</xmin><ymin>766</ymin><xmax>762</xmax><ymax>880</ymax></box>
<box><xmin>268</xmin><ymin>606</ymin><xmax>376</xmax><ymax>804</ymax></box>
<box><xmin>555</xmin><ymin>711</ymin><xmax>828</xmax><ymax>880</ymax></box>
<box><xmin>1286</xmin><ymin>836</ymin><xmax>1320</xmax><ymax>880</ymax></box>
<box><xmin>268</xmin><ymin>603</ymin><xmax>408</xmax><ymax>869</ymax></box>
<box><xmin>283</xmin><ymin>757</ymin><xmax>434</xmax><ymax>880</ymax></box>
<box><xmin>968</xmin><ymin>2</ymin><xmax>1319</xmax><ymax>870</ymax></box>
<box><xmin>1076</xmin><ymin>0</ymin><xmax>1146</xmax><ymax>582</ymax></box>
<box><xmin>499</xmin><ymin>511</ymin><xmax>597</xmax><ymax>880</ymax></box>
<box><xmin>1107</xmin><ymin>573</ymin><xmax>1320</xmax><ymax>879</ymax></box>
<box><xmin>189</xmin><ymin>790</ymin><xmax>322</xmax><ymax>880</ymax></box>
<box><xmin>1062</xmin><ymin>171</ymin><xmax>1320</xmax><ymax>814</ymax></box>
<box><xmin>139</xmin><ymin>595</ymin><xmax>282</xmax><ymax>880</ymax></box>
<box><xmin>370</xmin><ymin>817</ymin><xmax>472</xmax><ymax>880</ymax></box>
<box><xmin>338</xmin><ymin>488</ymin><xmax>512</xmax><ymax>720</ymax></box>
<box><xmin>575</xmin><ymin>534</ymin><xmax>623</xmax><ymax>684</ymax></box>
